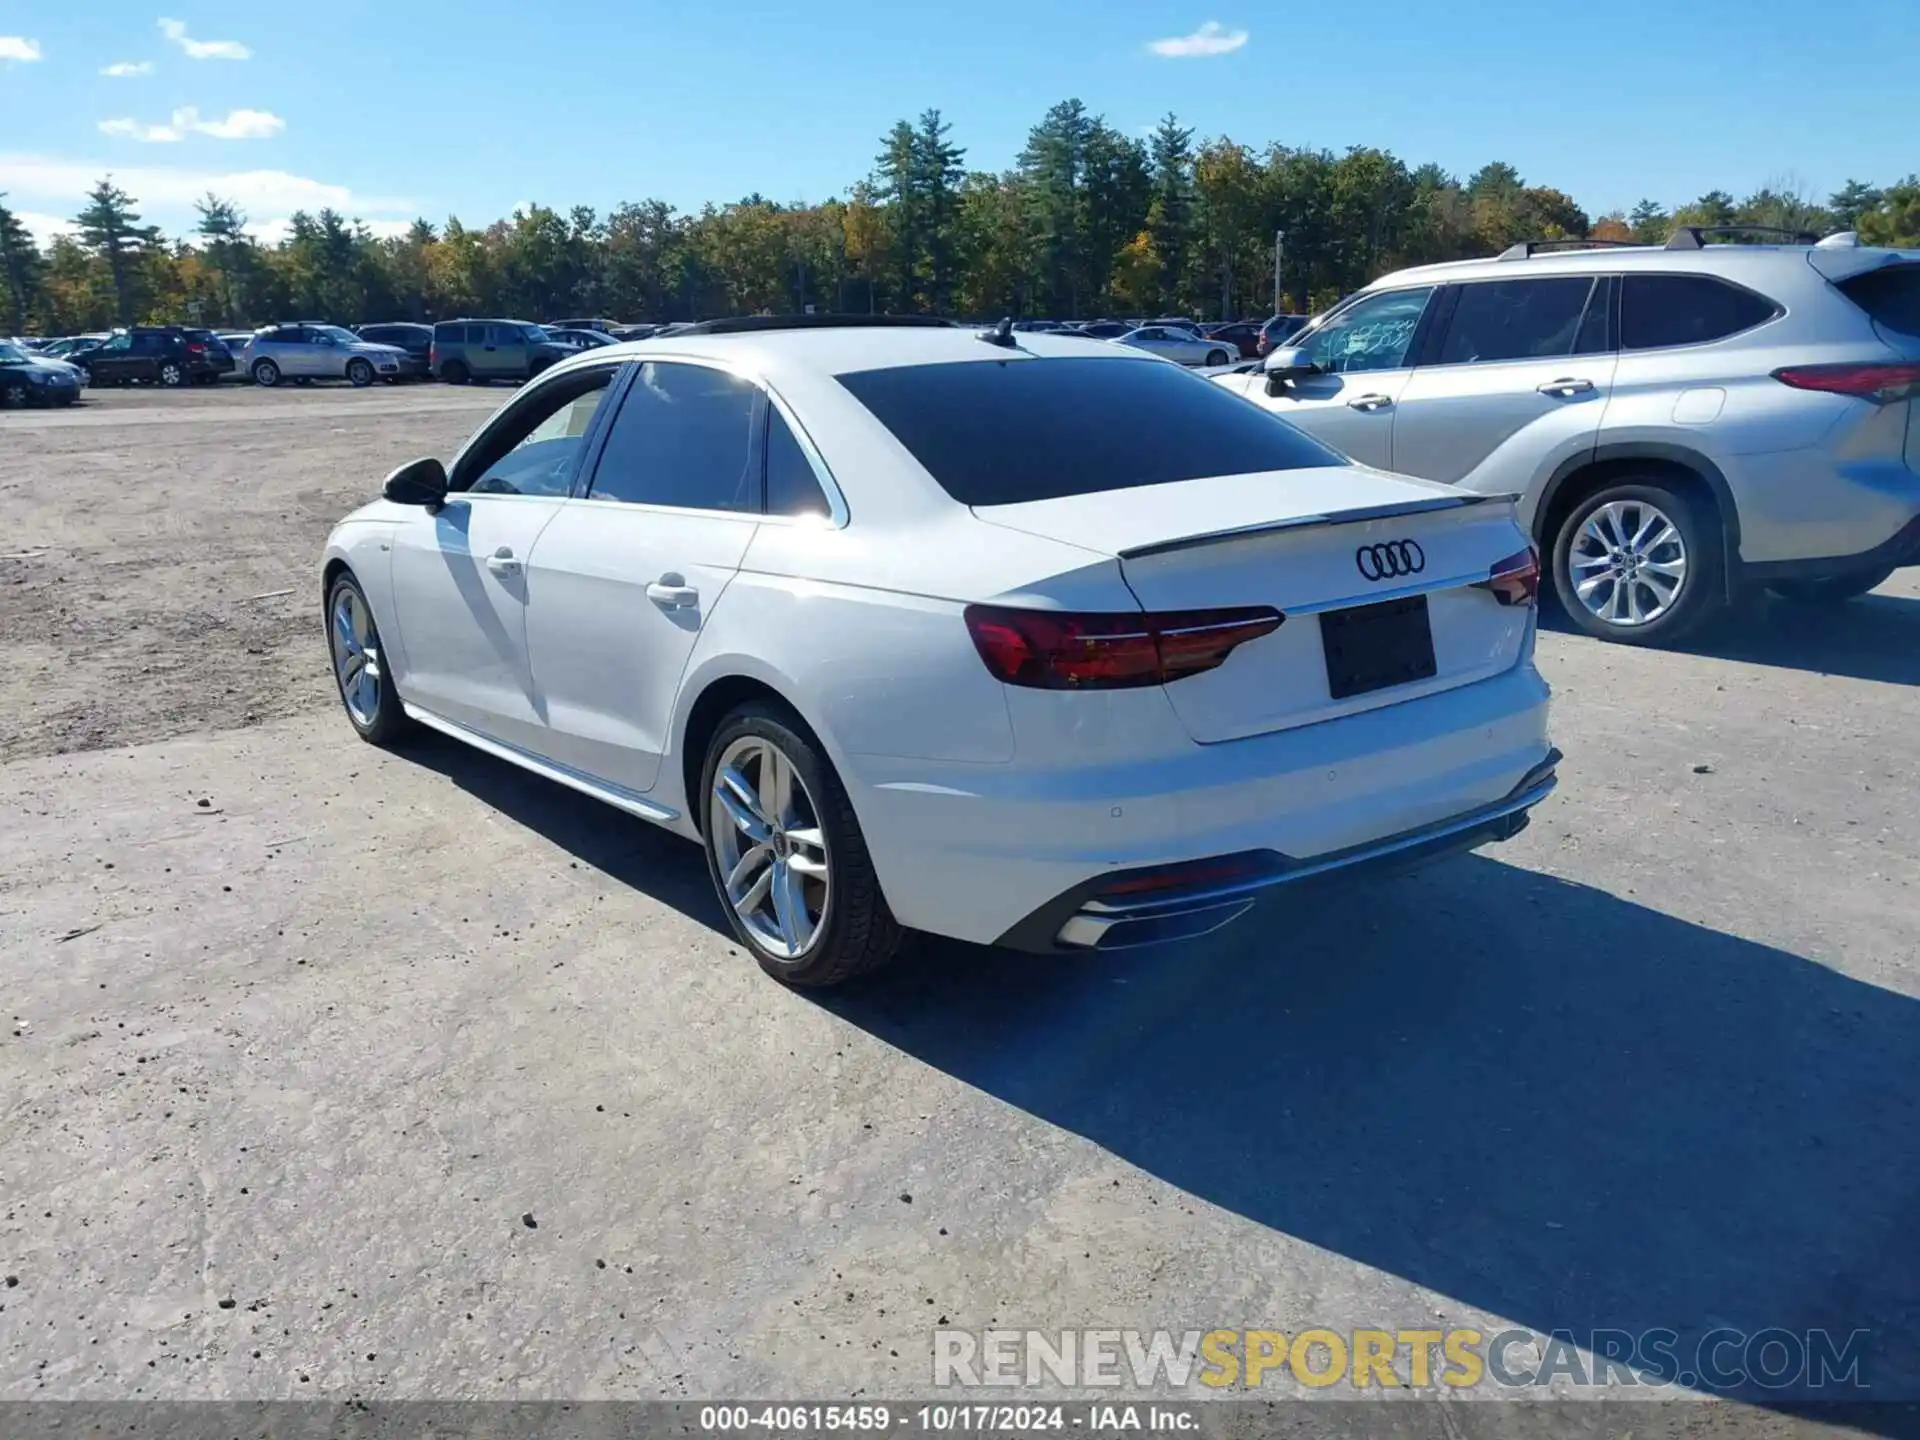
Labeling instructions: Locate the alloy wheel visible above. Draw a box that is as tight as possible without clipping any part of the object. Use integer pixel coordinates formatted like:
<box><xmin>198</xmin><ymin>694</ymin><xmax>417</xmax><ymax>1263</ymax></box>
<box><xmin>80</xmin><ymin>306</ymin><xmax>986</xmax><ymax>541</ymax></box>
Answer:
<box><xmin>708</xmin><ymin>735</ymin><xmax>830</xmax><ymax>961</ymax></box>
<box><xmin>1568</xmin><ymin>499</ymin><xmax>1688</xmax><ymax>628</ymax></box>
<box><xmin>329</xmin><ymin>587</ymin><xmax>383</xmax><ymax>726</ymax></box>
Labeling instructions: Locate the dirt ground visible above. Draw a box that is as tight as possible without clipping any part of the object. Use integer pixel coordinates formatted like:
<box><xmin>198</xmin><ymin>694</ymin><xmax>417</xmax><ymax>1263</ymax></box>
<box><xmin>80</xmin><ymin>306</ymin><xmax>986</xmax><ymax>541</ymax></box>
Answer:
<box><xmin>2</xmin><ymin>384</ymin><xmax>1918</xmax><ymax>1422</ymax></box>
<box><xmin>0</xmin><ymin>384</ymin><xmax>502</xmax><ymax>763</ymax></box>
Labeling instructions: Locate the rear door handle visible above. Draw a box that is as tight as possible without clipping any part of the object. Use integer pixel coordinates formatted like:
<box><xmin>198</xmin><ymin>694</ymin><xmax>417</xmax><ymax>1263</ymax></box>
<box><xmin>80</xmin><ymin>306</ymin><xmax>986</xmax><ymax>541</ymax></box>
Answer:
<box><xmin>1537</xmin><ymin>377</ymin><xmax>1596</xmax><ymax>397</ymax></box>
<box><xmin>646</xmin><ymin>578</ymin><xmax>699</xmax><ymax>609</ymax></box>
<box><xmin>485</xmin><ymin>546</ymin><xmax>519</xmax><ymax>576</ymax></box>
<box><xmin>1347</xmin><ymin>393</ymin><xmax>1392</xmax><ymax>411</ymax></box>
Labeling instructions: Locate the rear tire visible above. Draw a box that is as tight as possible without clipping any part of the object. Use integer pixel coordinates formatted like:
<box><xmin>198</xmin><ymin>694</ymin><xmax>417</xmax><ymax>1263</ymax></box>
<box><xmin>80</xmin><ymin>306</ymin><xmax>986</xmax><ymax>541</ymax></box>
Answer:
<box><xmin>441</xmin><ymin>360</ymin><xmax>470</xmax><ymax>385</ymax></box>
<box><xmin>1765</xmin><ymin>567</ymin><xmax>1895</xmax><ymax>605</ymax></box>
<box><xmin>251</xmin><ymin>358</ymin><xmax>281</xmax><ymax>387</ymax></box>
<box><xmin>698</xmin><ymin>701</ymin><xmax>904</xmax><ymax>988</ymax></box>
<box><xmin>1206</xmin><ymin>348</ymin><xmax>1230</xmax><ymax>367</ymax></box>
<box><xmin>1550</xmin><ymin>479</ymin><xmax>1723</xmax><ymax>645</ymax></box>
<box><xmin>346</xmin><ymin>358</ymin><xmax>376</xmax><ymax>387</ymax></box>
<box><xmin>326</xmin><ymin>573</ymin><xmax>412</xmax><ymax>747</ymax></box>
<box><xmin>158</xmin><ymin>362</ymin><xmax>185</xmax><ymax>388</ymax></box>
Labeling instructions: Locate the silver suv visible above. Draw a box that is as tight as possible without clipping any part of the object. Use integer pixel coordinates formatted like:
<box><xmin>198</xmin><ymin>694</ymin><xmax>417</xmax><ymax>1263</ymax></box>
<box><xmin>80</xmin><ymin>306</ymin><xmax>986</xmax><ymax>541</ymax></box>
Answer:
<box><xmin>239</xmin><ymin>323</ymin><xmax>409</xmax><ymax>388</ymax></box>
<box><xmin>1217</xmin><ymin>230</ymin><xmax>1920</xmax><ymax>643</ymax></box>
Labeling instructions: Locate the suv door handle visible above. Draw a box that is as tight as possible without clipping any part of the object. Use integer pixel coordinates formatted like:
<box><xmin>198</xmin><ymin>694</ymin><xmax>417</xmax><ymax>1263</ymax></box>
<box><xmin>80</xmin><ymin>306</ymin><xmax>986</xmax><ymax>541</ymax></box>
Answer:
<box><xmin>646</xmin><ymin>578</ymin><xmax>699</xmax><ymax>609</ymax></box>
<box><xmin>1346</xmin><ymin>393</ymin><xmax>1392</xmax><ymax>411</ymax></box>
<box><xmin>1537</xmin><ymin>377</ymin><xmax>1596</xmax><ymax>397</ymax></box>
<box><xmin>485</xmin><ymin>546</ymin><xmax>520</xmax><ymax>576</ymax></box>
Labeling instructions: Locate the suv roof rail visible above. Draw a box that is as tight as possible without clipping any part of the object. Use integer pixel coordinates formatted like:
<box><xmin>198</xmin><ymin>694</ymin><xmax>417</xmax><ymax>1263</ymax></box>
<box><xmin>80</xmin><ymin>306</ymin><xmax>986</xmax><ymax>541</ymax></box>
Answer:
<box><xmin>1495</xmin><ymin>238</ymin><xmax>1645</xmax><ymax>260</ymax></box>
<box><xmin>672</xmin><ymin>314</ymin><xmax>956</xmax><ymax>336</ymax></box>
<box><xmin>1663</xmin><ymin>224</ymin><xmax>1822</xmax><ymax>250</ymax></box>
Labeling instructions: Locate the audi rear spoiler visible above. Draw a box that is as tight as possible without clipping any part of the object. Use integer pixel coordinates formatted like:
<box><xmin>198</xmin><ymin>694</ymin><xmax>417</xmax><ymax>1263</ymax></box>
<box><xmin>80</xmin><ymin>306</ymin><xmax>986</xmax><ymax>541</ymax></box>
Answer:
<box><xmin>1115</xmin><ymin>492</ymin><xmax>1518</xmax><ymax>562</ymax></box>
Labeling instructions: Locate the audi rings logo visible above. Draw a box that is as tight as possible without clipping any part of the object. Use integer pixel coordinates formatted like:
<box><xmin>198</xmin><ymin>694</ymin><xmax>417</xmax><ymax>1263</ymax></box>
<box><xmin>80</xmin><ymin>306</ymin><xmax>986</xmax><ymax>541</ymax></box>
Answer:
<box><xmin>1356</xmin><ymin>539</ymin><xmax>1425</xmax><ymax>581</ymax></box>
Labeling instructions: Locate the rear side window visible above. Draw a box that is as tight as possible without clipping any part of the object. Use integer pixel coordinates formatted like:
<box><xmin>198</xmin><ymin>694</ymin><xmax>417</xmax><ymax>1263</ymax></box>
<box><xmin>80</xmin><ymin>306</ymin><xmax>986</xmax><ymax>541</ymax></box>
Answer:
<box><xmin>1620</xmin><ymin>275</ymin><xmax>1780</xmax><ymax>350</ymax></box>
<box><xmin>838</xmin><ymin>356</ymin><xmax>1341</xmax><ymax>507</ymax></box>
<box><xmin>1838</xmin><ymin>264</ymin><xmax>1920</xmax><ymax>337</ymax></box>
<box><xmin>765</xmin><ymin>408</ymin><xmax>832</xmax><ymax>518</ymax></box>
<box><xmin>587</xmin><ymin>361</ymin><xmax>761</xmax><ymax>512</ymax></box>
<box><xmin>1435</xmin><ymin>278</ymin><xmax>1595</xmax><ymax>365</ymax></box>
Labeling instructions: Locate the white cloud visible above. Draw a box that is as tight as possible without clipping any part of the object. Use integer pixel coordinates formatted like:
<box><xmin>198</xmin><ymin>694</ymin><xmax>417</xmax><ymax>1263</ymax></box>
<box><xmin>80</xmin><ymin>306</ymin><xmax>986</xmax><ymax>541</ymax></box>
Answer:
<box><xmin>0</xmin><ymin>154</ymin><xmax>416</xmax><ymax>233</ymax></box>
<box><xmin>158</xmin><ymin>18</ymin><xmax>249</xmax><ymax>61</ymax></box>
<box><xmin>1147</xmin><ymin>21</ymin><xmax>1248</xmax><ymax>57</ymax></box>
<box><xmin>99</xmin><ymin>107</ymin><xmax>285</xmax><ymax>143</ymax></box>
<box><xmin>101</xmin><ymin>60</ymin><xmax>154</xmax><ymax>78</ymax></box>
<box><xmin>360</xmin><ymin>218</ymin><xmax>415</xmax><ymax>240</ymax></box>
<box><xmin>0</xmin><ymin>35</ymin><xmax>45</xmax><ymax>63</ymax></box>
<box><xmin>16</xmin><ymin>212</ymin><xmax>75</xmax><ymax>246</ymax></box>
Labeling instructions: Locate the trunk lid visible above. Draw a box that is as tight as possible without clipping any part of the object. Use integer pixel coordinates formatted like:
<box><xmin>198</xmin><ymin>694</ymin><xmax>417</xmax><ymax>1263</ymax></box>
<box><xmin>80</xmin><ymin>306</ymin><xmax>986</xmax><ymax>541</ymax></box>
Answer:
<box><xmin>974</xmin><ymin>468</ymin><xmax>1535</xmax><ymax>744</ymax></box>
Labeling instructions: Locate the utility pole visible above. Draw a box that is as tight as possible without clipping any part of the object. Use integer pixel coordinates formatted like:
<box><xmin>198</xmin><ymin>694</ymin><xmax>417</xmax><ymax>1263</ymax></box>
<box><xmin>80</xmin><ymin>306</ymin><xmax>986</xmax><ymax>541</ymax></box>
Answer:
<box><xmin>1273</xmin><ymin>229</ymin><xmax>1285</xmax><ymax>317</ymax></box>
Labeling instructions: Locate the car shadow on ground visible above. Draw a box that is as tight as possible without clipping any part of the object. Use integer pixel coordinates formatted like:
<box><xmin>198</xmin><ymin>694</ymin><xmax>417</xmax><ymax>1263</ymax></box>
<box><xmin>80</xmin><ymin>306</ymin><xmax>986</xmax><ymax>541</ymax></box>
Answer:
<box><xmin>1542</xmin><ymin>591</ymin><xmax>1920</xmax><ymax>686</ymax></box>
<box><xmin>402</xmin><ymin>733</ymin><xmax>1920</xmax><ymax>1419</ymax></box>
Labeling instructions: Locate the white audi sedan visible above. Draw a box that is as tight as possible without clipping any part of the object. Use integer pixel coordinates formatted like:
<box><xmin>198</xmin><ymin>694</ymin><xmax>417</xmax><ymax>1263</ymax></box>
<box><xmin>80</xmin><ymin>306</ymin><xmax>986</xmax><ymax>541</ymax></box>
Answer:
<box><xmin>321</xmin><ymin>318</ymin><xmax>1558</xmax><ymax>986</ymax></box>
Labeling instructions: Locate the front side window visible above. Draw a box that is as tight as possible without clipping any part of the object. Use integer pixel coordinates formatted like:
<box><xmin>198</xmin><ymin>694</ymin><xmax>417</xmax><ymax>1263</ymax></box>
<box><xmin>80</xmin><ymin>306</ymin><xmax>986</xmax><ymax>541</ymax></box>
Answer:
<box><xmin>1620</xmin><ymin>275</ymin><xmax>1780</xmax><ymax>350</ymax></box>
<box><xmin>463</xmin><ymin>369</ymin><xmax>615</xmax><ymax>497</ymax></box>
<box><xmin>1434</xmin><ymin>278</ymin><xmax>1595</xmax><ymax>365</ymax></box>
<box><xmin>1290</xmin><ymin>287</ymin><xmax>1434</xmax><ymax>373</ymax></box>
<box><xmin>586</xmin><ymin>361</ymin><xmax>761</xmax><ymax>512</ymax></box>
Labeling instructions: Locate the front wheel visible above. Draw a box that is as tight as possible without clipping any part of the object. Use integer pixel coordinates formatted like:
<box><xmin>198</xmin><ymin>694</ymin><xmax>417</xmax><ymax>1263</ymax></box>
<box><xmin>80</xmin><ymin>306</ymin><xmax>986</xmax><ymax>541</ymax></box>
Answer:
<box><xmin>0</xmin><ymin>379</ymin><xmax>27</xmax><ymax>409</ymax></box>
<box><xmin>1206</xmin><ymin>349</ymin><xmax>1230</xmax><ymax>367</ymax></box>
<box><xmin>345</xmin><ymin>357</ymin><xmax>376</xmax><ymax>387</ymax></box>
<box><xmin>1766</xmin><ymin>567</ymin><xmax>1895</xmax><ymax>605</ymax></box>
<box><xmin>1551</xmin><ymin>480</ymin><xmax>1723</xmax><ymax>645</ymax></box>
<box><xmin>699</xmin><ymin>703</ymin><xmax>904</xmax><ymax>987</ymax></box>
<box><xmin>251</xmin><ymin>358</ymin><xmax>281</xmax><ymax>387</ymax></box>
<box><xmin>326</xmin><ymin>573</ymin><xmax>411</xmax><ymax>746</ymax></box>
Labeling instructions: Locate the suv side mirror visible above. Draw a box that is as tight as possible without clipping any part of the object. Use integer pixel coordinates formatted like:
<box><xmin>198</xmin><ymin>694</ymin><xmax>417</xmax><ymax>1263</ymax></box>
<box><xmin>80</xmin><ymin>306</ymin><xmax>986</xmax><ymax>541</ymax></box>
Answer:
<box><xmin>1263</xmin><ymin>346</ymin><xmax>1319</xmax><ymax>395</ymax></box>
<box><xmin>382</xmin><ymin>456</ymin><xmax>448</xmax><ymax>508</ymax></box>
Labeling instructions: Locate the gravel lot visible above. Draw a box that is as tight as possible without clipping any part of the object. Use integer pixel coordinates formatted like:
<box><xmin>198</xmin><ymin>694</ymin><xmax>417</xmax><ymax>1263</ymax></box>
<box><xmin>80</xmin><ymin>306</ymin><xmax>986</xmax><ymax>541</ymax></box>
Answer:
<box><xmin>2</xmin><ymin>387</ymin><xmax>1917</xmax><ymax>1426</ymax></box>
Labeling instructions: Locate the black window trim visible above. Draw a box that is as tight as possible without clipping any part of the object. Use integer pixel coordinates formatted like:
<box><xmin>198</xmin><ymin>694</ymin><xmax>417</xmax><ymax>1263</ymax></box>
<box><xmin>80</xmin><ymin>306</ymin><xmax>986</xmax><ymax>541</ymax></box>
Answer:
<box><xmin>445</xmin><ymin>358</ymin><xmax>627</xmax><ymax>496</ymax></box>
<box><xmin>1413</xmin><ymin>274</ymin><xmax>1603</xmax><ymax>370</ymax></box>
<box><xmin>571</xmin><ymin>354</ymin><xmax>849</xmax><ymax>526</ymax></box>
<box><xmin>1616</xmin><ymin>270</ymin><xmax>1784</xmax><ymax>353</ymax></box>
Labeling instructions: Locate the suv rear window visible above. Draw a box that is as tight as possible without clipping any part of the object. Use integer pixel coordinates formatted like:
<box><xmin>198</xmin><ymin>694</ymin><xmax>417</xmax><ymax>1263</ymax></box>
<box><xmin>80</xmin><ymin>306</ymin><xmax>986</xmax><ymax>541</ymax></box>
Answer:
<box><xmin>1837</xmin><ymin>264</ymin><xmax>1920</xmax><ymax>338</ymax></box>
<box><xmin>838</xmin><ymin>356</ymin><xmax>1340</xmax><ymax>506</ymax></box>
<box><xmin>1620</xmin><ymin>275</ymin><xmax>1780</xmax><ymax>350</ymax></box>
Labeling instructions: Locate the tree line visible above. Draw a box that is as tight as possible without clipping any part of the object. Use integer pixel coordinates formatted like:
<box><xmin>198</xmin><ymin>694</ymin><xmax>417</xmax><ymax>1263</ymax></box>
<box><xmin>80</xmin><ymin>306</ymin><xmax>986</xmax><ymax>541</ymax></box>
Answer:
<box><xmin>3</xmin><ymin>98</ymin><xmax>1917</xmax><ymax>336</ymax></box>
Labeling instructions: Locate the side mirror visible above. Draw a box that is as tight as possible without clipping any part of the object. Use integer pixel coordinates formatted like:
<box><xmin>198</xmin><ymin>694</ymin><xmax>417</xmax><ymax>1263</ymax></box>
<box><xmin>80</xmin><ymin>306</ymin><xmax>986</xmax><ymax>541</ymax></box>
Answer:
<box><xmin>382</xmin><ymin>456</ymin><xmax>448</xmax><ymax>508</ymax></box>
<box><xmin>1262</xmin><ymin>347</ymin><xmax>1319</xmax><ymax>395</ymax></box>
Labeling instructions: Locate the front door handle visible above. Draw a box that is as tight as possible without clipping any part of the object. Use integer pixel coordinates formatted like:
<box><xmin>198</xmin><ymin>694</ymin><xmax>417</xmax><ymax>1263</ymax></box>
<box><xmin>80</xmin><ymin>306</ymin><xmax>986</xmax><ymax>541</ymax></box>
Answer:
<box><xmin>646</xmin><ymin>578</ymin><xmax>699</xmax><ymax>609</ymax></box>
<box><xmin>485</xmin><ymin>546</ymin><xmax>520</xmax><ymax>576</ymax></box>
<box><xmin>1346</xmin><ymin>393</ymin><xmax>1392</xmax><ymax>411</ymax></box>
<box><xmin>1537</xmin><ymin>377</ymin><xmax>1596</xmax><ymax>397</ymax></box>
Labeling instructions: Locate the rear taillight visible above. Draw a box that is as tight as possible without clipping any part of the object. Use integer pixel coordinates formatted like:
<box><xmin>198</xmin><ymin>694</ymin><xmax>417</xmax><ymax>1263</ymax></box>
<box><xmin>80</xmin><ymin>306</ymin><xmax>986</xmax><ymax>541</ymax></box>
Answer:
<box><xmin>429</xmin><ymin>344</ymin><xmax>439</xmax><ymax>367</ymax></box>
<box><xmin>964</xmin><ymin>604</ymin><xmax>1283</xmax><ymax>689</ymax></box>
<box><xmin>1474</xmin><ymin>547</ymin><xmax>1541</xmax><ymax>607</ymax></box>
<box><xmin>186</xmin><ymin>341</ymin><xmax>205</xmax><ymax>353</ymax></box>
<box><xmin>1773</xmin><ymin>362</ymin><xmax>1920</xmax><ymax>404</ymax></box>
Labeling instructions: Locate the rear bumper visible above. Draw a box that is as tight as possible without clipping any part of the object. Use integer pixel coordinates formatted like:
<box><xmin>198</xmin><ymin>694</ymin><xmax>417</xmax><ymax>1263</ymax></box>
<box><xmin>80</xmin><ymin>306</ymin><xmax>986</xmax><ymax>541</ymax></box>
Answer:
<box><xmin>998</xmin><ymin>751</ymin><xmax>1559</xmax><ymax>952</ymax></box>
<box><xmin>850</xmin><ymin>662</ymin><xmax>1555</xmax><ymax>947</ymax></box>
<box><xmin>1741</xmin><ymin>513</ymin><xmax>1920</xmax><ymax>581</ymax></box>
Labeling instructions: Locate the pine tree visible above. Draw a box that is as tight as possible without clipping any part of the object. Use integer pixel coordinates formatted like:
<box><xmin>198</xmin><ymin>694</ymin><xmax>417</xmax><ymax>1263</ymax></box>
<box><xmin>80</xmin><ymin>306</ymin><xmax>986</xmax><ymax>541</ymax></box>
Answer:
<box><xmin>73</xmin><ymin>179</ymin><xmax>161</xmax><ymax>324</ymax></box>
<box><xmin>0</xmin><ymin>194</ymin><xmax>43</xmax><ymax>333</ymax></box>
<box><xmin>1147</xmin><ymin>115</ymin><xmax>1194</xmax><ymax>312</ymax></box>
<box><xmin>194</xmin><ymin>193</ymin><xmax>250</xmax><ymax>325</ymax></box>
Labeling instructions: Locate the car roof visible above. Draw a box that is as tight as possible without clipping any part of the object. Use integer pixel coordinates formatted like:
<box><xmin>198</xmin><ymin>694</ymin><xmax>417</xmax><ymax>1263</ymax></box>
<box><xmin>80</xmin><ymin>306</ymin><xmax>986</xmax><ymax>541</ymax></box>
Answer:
<box><xmin>566</xmin><ymin>324</ymin><xmax>1159</xmax><ymax>379</ymax></box>
<box><xmin>1369</xmin><ymin>240</ymin><xmax>1913</xmax><ymax>291</ymax></box>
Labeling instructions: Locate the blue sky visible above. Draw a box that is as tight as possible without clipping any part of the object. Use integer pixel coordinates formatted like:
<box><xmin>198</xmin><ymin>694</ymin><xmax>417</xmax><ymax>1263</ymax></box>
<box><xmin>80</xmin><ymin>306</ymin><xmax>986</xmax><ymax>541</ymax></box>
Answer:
<box><xmin>1</xmin><ymin>0</ymin><xmax>1913</xmax><ymax>246</ymax></box>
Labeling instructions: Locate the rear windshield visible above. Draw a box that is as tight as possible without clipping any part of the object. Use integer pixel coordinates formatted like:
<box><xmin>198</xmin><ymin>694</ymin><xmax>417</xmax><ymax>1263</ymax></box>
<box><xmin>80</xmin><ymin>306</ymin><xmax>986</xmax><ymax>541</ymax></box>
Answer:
<box><xmin>1838</xmin><ymin>264</ymin><xmax>1920</xmax><ymax>338</ymax></box>
<box><xmin>837</xmin><ymin>356</ymin><xmax>1340</xmax><ymax>506</ymax></box>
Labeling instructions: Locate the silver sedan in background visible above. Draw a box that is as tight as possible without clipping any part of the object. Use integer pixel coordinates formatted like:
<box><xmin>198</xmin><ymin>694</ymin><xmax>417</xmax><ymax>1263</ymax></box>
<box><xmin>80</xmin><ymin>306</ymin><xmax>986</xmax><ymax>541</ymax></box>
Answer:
<box><xmin>1113</xmin><ymin>325</ymin><xmax>1237</xmax><ymax>367</ymax></box>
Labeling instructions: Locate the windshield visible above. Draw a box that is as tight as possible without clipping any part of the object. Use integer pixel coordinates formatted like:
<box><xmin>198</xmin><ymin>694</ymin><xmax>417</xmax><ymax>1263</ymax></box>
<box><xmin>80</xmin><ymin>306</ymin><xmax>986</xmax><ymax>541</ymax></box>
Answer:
<box><xmin>0</xmin><ymin>342</ymin><xmax>28</xmax><ymax>363</ymax></box>
<box><xmin>838</xmin><ymin>355</ymin><xmax>1341</xmax><ymax>506</ymax></box>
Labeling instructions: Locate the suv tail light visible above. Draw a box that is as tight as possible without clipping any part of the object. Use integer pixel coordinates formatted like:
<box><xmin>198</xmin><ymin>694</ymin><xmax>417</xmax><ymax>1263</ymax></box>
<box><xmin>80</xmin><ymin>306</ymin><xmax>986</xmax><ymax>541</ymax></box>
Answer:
<box><xmin>964</xmin><ymin>604</ymin><xmax>1283</xmax><ymax>689</ymax></box>
<box><xmin>429</xmin><ymin>343</ymin><xmax>439</xmax><ymax>368</ymax></box>
<box><xmin>1773</xmin><ymin>362</ymin><xmax>1920</xmax><ymax>404</ymax></box>
<box><xmin>1473</xmin><ymin>547</ymin><xmax>1541</xmax><ymax>607</ymax></box>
